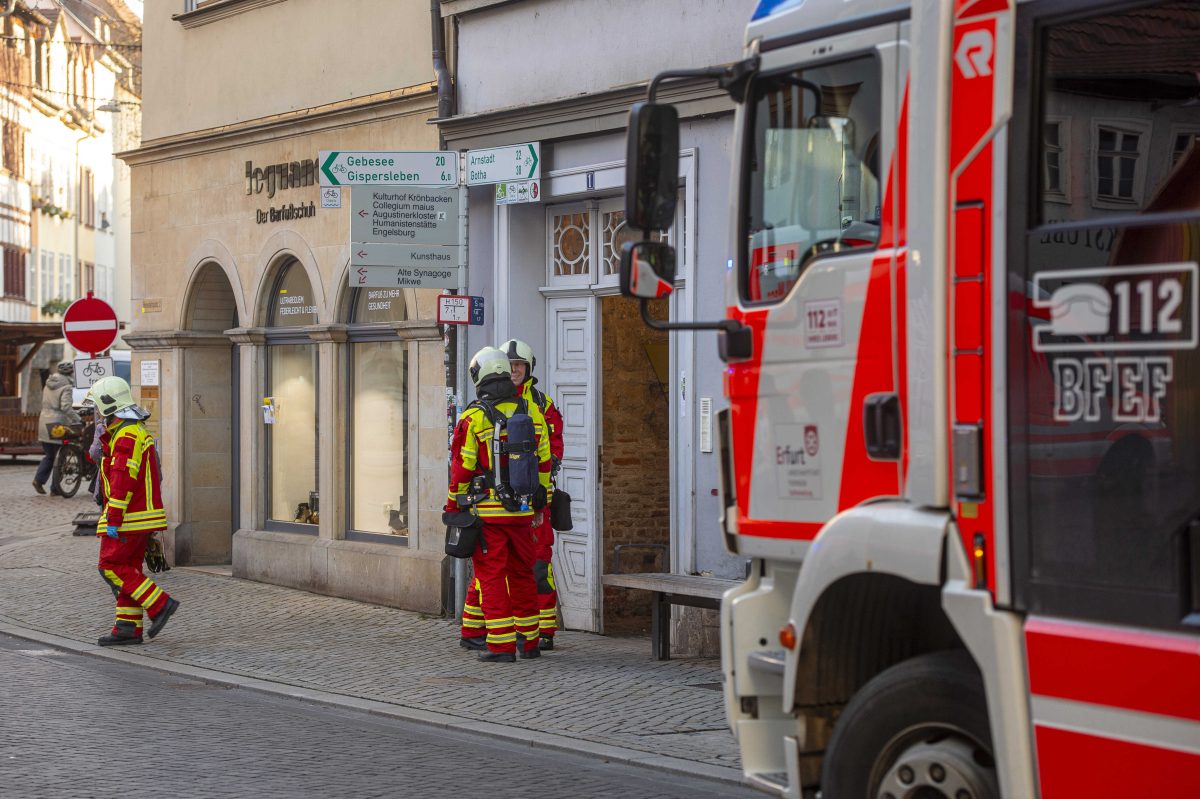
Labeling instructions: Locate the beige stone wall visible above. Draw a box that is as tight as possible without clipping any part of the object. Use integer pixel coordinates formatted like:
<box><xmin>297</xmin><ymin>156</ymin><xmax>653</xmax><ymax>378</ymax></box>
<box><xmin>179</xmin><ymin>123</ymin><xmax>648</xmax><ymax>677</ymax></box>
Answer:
<box><xmin>124</xmin><ymin>92</ymin><xmax>451</xmax><ymax>592</ymax></box>
<box><xmin>142</xmin><ymin>0</ymin><xmax>437</xmax><ymax>142</ymax></box>
<box><xmin>130</xmin><ymin>102</ymin><xmax>438</xmax><ymax>332</ymax></box>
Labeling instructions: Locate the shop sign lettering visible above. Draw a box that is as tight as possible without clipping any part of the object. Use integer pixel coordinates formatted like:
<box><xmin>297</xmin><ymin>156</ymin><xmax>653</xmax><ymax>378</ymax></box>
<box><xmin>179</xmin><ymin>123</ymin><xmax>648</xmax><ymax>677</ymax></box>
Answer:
<box><xmin>246</xmin><ymin>159</ymin><xmax>318</xmax><ymax>199</ymax></box>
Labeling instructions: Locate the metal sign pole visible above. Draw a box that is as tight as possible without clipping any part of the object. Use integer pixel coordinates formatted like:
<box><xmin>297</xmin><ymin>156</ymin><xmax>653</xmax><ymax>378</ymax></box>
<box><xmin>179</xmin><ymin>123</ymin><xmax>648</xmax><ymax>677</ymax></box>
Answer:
<box><xmin>453</xmin><ymin>155</ymin><xmax>470</xmax><ymax>620</ymax></box>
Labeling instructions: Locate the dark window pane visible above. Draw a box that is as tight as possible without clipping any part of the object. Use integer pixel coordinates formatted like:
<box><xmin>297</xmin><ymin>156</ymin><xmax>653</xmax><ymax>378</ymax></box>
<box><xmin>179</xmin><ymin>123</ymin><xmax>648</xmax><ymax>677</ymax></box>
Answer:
<box><xmin>1039</xmin><ymin>2</ymin><xmax>1200</xmax><ymax>223</ymax></box>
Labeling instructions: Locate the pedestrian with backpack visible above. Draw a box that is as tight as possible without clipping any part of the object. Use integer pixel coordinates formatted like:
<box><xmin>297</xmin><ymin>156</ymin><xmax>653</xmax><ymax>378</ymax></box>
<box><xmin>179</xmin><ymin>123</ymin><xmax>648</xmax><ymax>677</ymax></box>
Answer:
<box><xmin>448</xmin><ymin>347</ymin><xmax>552</xmax><ymax>662</ymax></box>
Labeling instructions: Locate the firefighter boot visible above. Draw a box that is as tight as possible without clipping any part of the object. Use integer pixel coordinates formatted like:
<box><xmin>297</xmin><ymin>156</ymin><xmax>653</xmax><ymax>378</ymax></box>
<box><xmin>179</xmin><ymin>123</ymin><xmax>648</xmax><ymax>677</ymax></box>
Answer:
<box><xmin>97</xmin><ymin>630</ymin><xmax>142</xmax><ymax>646</ymax></box>
<box><xmin>539</xmin><ymin>635</ymin><xmax>554</xmax><ymax>651</ymax></box>
<box><xmin>459</xmin><ymin>636</ymin><xmax>487</xmax><ymax>652</ymax></box>
<box><xmin>478</xmin><ymin>650</ymin><xmax>517</xmax><ymax>663</ymax></box>
<box><xmin>517</xmin><ymin>635</ymin><xmax>541</xmax><ymax>659</ymax></box>
<box><xmin>147</xmin><ymin>598</ymin><xmax>180</xmax><ymax>639</ymax></box>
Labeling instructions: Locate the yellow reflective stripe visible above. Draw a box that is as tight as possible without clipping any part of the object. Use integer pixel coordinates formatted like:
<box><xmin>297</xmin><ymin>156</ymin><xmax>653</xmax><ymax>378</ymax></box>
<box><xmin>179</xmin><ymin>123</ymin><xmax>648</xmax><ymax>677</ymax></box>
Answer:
<box><xmin>101</xmin><ymin>569</ymin><xmax>124</xmax><ymax>589</ymax></box>
<box><xmin>486</xmin><ymin>632</ymin><xmax>517</xmax><ymax>644</ymax></box>
<box><xmin>123</xmin><ymin>509</ymin><xmax>167</xmax><ymax>521</ymax></box>
<box><xmin>514</xmin><ymin>615</ymin><xmax>538</xmax><ymax>625</ymax></box>
<box><xmin>115</xmin><ymin>606</ymin><xmax>142</xmax><ymax>614</ymax></box>
<box><xmin>462</xmin><ymin>619</ymin><xmax>485</xmax><ymax>629</ymax></box>
<box><xmin>107</xmin><ymin>496</ymin><xmax>131</xmax><ymax>509</ymax></box>
<box><xmin>539</xmin><ymin>620</ymin><xmax>557</xmax><ymax>629</ymax></box>
<box><xmin>140</xmin><ymin>587</ymin><xmax>164</xmax><ymax>608</ymax></box>
<box><xmin>484</xmin><ymin>617</ymin><xmax>515</xmax><ymax>628</ymax></box>
<box><xmin>130</xmin><ymin>579</ymin><xmax>155</xmax><ymax>601</ymax></box>
<box><xmin>538</xmin><ymin>608</ymin><xmax>556</xmax><ymax>617</ymax></box>
<box><xmin>462</xmin><ymin>604</ymin><xmax>482</xmax><ymax>614</ymax></box>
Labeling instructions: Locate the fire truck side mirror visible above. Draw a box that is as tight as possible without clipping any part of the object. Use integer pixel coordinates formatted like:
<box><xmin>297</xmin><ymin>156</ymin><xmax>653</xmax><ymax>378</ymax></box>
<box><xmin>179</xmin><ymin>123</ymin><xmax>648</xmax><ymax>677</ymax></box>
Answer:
<box><xmin>619</xmin><ymin>240</ymin><xmax>676</xmax><ymax>300</ymax></box>
<box><xmin>625</xmin><ymin>102</ymin><xmax>679</xmax><ymax>232</ymax></box>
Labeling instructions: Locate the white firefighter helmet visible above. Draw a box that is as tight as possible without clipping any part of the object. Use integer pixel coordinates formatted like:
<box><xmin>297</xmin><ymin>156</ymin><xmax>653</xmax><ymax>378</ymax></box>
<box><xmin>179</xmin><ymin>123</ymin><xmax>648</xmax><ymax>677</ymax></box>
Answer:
<box><xmin>85</xmin><ymin>376</ymin><xmax>135</xmax><ymax>417</ymax></box>
<box><xmin>500</xmin><ymin>338</ymin><xmax>536</xmax><ymax>376</ymax></box>
<box><xmin>469</xmin><ymin>346</ymin><xmax>512</xmax><ymax>388</ymax></box>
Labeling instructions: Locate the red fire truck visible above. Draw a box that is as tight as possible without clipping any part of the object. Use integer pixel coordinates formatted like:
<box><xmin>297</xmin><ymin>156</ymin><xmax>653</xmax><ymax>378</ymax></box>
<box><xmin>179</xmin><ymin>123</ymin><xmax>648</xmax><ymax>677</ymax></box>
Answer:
<box><xmin>618</xmin><ymin>0</ymin><xmax>1200</xmax><ymax>796</ymax></box>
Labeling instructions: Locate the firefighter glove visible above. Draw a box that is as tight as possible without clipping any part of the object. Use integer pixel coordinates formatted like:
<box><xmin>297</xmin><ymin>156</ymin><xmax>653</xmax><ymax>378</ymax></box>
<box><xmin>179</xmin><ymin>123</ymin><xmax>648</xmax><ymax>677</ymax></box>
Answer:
<box><xmin>105</xmin><ymin>525</ymin><xmax>119</xmax><ymax>539</ymax></box>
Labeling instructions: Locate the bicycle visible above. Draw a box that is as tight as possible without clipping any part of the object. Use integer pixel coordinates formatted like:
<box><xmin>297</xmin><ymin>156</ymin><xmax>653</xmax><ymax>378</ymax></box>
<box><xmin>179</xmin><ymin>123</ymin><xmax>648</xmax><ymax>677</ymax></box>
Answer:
<box><xmin>82</xmin><ymin>362</ymin><xmax>106</xmax><ymax>378</ymax></box>
<box><xmin>49</xmin><ymin>410</ymin><xmax>98</xmax><ymax>499</ymax></box>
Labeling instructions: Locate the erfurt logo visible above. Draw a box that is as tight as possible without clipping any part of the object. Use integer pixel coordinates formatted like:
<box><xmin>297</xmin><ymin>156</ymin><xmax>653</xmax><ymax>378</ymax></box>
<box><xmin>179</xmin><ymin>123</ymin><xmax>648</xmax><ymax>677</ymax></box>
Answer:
<box><xmin>776</xmin><ymin>444</ymin><xmax>809</xmax><ymax>466</ymax></box>
<box><xmin>774</xmin><ymin>423</ymin><xmax>824</xmax><ymax>501</ymax></box>
<box><xmin>804</xmin><ymin>425</ymin><xmax>819</xmax><ymax>458</ymax></box>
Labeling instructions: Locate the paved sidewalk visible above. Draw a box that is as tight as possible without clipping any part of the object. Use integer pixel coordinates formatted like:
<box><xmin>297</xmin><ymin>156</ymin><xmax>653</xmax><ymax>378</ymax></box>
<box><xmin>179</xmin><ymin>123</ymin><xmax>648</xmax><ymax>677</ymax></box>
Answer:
<box><xmin>0</xmin><ymin>462</ymin><xmax>743</xmax><ymax>781</ymax></box>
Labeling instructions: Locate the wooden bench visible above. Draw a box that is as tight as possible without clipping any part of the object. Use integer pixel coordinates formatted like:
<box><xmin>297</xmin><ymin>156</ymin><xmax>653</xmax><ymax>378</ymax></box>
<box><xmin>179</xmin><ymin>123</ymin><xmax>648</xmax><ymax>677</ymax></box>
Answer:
<box><xmin>0</xmin><ymin>413</ymin><xmax>40</xmax><ymax>458</ymax></box>
<box><xmin>602</xmin><ymin>572</ymin><xmax>741</xmax><ymax>660</ymax></box>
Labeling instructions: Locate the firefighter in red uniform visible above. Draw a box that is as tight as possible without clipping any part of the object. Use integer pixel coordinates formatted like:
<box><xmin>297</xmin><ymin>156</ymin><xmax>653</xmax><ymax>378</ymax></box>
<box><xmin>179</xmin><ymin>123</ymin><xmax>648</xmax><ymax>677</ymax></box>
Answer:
<box><xmin>449</xmin><ymin>347</ymin><xmax>552</xmax><ymax>662</ymax></box>
<box><xmin>460</xmin><ymin>340</ymin><xmax>565</xmax><ymax>651</ymax></box>
<box><xmin>86</xmin><ymin>376</ymin><xmax>180</xmax><ymax>646</ymax></box>
<box><xmin>504</xmin><ymin>339</ymin><xmax>564</xmax><ymax>649</ymax></box>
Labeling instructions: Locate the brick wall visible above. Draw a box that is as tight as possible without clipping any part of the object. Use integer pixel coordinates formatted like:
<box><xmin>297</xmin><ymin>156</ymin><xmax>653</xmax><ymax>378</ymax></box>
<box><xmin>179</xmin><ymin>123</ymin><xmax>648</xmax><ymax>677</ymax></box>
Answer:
<box><xmin>600</xmin><ymin>296</ymin><xmax>670</xmax><ymax>625</ymax></box>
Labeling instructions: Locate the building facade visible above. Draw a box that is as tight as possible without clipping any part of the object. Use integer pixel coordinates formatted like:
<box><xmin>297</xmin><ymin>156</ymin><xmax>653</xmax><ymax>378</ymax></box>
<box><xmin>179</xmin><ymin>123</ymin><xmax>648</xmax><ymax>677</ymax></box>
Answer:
<box><xmin>438</xmin><ymin>0</ymin><xmax>756</xmax><ymax>646</ymax></box>
<box><xmin>124</xmin><ymin>0</ymin><xmax>448</xmax><ymax>612</ymax></box>
<box><xmin>0</xmin><ymin>0</ymin><xmax>138</xmax><ymax>408</ymax></box>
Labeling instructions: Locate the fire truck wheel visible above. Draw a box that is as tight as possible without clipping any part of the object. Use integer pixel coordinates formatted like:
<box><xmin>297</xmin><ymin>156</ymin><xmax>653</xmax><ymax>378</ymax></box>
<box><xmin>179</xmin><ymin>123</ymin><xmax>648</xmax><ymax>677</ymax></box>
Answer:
<box><xmin>820</xmin><ymin>650</ymin><xmax>998</xmax><ymax>799</ymax></box>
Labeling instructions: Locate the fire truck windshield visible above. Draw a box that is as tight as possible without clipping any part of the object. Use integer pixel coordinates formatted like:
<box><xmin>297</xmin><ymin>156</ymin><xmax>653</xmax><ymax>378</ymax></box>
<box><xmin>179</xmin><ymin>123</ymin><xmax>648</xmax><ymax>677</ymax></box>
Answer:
<box><xmin>741</xmin><ymin>53</ymin><xmax>882</xmax><ymax>304</ymax></box>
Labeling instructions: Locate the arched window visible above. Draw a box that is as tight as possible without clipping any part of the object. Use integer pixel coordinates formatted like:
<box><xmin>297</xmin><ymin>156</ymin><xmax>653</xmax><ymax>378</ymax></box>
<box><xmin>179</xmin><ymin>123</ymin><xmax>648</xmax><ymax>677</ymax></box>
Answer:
<box><xmin>346</xmin><ymin>288</ymin><xmax>409</xmax><ymax>540</ymax></box>
<box><xmin>265</xmin><ymin>260</ymin><xmax>319</xmax><ymax>529</ymax></box>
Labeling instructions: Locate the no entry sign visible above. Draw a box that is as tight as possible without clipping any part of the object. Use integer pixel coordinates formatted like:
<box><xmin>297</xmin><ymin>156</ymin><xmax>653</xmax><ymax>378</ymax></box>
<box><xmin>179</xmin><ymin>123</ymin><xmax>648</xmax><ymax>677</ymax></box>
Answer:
<box><xmin>62</xmin><ymin>293</ymin><xmax>118</xmax><ymax>355</ymax></box>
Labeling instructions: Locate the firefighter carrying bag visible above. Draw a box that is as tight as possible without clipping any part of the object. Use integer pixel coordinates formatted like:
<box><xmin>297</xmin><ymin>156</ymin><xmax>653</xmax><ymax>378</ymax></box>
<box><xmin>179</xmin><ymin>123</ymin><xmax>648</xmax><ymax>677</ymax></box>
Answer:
<box><xmin>550</xmin><ymin>488</ymin><xmax>573</xmax><ymax>531</ymax></box>
<box><xmin>443</xmin><ymin>511</ymin><xmax>482</xmax><ymax>558</ymax></box>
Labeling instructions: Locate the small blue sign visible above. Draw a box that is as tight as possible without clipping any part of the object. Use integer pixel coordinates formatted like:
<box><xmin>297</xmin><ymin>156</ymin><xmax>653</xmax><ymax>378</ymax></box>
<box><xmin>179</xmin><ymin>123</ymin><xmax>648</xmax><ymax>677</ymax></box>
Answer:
<box><xmin>470</xmin><ymin>296</ymin><xmax>485</xmax><ymax>326</ymax></box>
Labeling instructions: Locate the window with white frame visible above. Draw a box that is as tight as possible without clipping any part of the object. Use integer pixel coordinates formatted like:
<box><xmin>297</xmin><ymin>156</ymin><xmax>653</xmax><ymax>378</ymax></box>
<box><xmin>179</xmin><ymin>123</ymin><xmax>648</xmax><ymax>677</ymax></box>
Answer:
<box><xmin>1042</xmin><ymin>117</ymin><xmax>1069</xmax><ymax>203</ymax></box>
<box><xmin>1091</xmin><ymin>121</ymin><xmax>1148</xmax><ymax>208</ymax></box>
<box><xmin>1169</xmin><ymin>128</ymin><xmax>1200</xmax><ymax>168</ymax></box>
<box><xmin>549</xmin><ymin>198</ymin><xmax>677</xmax><ymax>288</ymax></box>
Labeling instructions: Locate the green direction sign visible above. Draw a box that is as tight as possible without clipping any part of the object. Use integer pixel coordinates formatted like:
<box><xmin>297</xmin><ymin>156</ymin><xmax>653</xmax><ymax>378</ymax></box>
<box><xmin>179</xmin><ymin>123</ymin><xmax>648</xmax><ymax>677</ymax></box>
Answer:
<box><xmin>465</xmin><ymin>142</ymin><xmax>540</xmax><ymax>186</ymax></box>
<box><xmin>318</xmin><ymin>150</ymin><xmax>458</xmax><ymax>187</ymax></box>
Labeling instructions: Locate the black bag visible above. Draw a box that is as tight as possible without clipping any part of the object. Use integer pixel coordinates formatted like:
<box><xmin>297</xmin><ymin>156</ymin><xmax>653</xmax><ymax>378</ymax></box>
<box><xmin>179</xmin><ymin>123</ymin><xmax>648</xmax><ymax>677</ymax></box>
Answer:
<box><xmin>550</xmin><ymin>488</ymin><xmax>573</xmax><ymax>531</ymax></box>
<box><xmin>443</xmin><ymin>511</ymin><xmax>482</xmax><ymax>558</ymax></box>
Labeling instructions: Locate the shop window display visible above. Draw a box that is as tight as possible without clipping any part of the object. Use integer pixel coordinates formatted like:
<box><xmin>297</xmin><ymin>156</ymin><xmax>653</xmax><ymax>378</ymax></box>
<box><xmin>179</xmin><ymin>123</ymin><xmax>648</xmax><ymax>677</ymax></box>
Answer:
<box><xmin>348</xmin><ymin>289</ymin><xmax>408</xmax><ymax>536</ymax></box>
<box><xmin>266</xmin><ymin>262</ymin><xmax>319</xmax><ymax>527</ymax></box>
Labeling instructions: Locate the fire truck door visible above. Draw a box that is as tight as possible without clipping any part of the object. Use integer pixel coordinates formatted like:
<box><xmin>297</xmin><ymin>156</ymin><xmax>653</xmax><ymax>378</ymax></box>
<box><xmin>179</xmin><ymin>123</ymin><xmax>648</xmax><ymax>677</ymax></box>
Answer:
<box><xmin>1007</xmin><ymin>3</ymin><xmax>1200</xmax><ymax>794</ymax></box>
<box><xmin>730</xmin><ymin>23</ymin><xmax>905</xmax><ymax>541</ymax></box>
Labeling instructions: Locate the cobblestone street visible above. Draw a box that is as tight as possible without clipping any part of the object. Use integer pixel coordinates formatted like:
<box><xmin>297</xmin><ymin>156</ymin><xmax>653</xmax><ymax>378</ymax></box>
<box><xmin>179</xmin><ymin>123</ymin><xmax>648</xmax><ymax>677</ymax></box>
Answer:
<box><xmin>0</xmin><ymin>633</ymin><xmax>760</xmax><ymax>799</ymax></box>
<box><xmin>0</xmin><ymin>460</ymin><xmax>743</xmax><ymax>788</ymax></box>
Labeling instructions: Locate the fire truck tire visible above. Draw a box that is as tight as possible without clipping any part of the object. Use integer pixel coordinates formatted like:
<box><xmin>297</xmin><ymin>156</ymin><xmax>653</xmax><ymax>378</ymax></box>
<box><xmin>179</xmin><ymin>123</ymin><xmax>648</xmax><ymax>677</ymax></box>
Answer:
<box><xmin>820</xmin><ymin>650</ymin><xmax>998</xmax><ymax>799</ymax></box>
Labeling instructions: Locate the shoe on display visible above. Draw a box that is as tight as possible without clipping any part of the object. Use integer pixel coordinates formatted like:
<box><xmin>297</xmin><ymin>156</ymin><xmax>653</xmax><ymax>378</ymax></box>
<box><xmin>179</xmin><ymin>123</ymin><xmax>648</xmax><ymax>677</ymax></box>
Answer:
<box><xmin>147</xmin><ymin>597</ymin><xmax>180</xmax><ymax>639</ymax></box>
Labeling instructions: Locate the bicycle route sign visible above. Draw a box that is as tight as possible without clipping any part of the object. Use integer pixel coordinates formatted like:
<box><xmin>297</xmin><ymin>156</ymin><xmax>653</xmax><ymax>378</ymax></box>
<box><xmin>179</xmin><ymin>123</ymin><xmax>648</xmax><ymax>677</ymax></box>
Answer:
<box><xmin>62</xmin><ymin>294</ymin><xmax>118</xmax><ymax>355</ymax></box>
<box><xmin>73</xmin><ymin>357</ymin><xmax>114</xmax><ymax>390</ymax></box>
